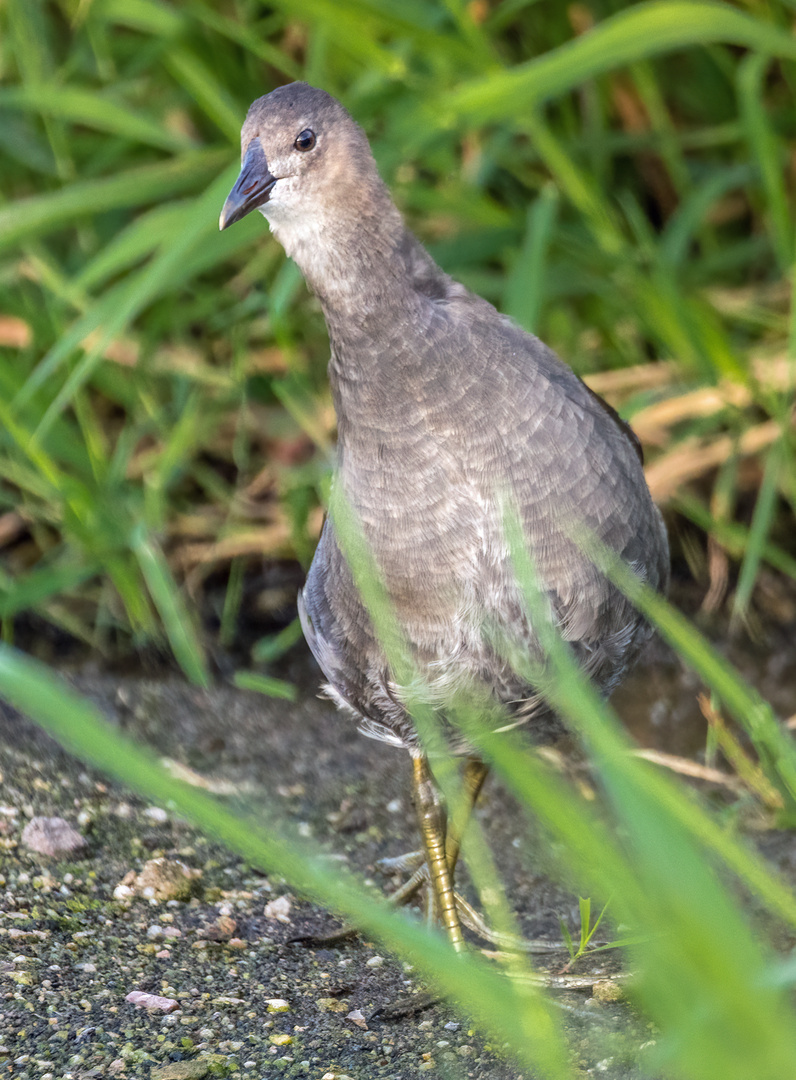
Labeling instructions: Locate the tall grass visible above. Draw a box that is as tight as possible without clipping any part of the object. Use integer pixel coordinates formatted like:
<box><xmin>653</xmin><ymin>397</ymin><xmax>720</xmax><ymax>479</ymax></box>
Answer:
<box><xmin>1</xmin><ymin>0</ymin><xmax>795</xmax><ymax>667</ymax></box>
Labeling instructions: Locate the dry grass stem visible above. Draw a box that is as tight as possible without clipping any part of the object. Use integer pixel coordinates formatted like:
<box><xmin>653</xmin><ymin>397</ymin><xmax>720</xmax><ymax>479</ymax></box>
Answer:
<box><xmin>632</xmin><ymin>747</ymin><xmax>746</xmax><ymax>791</ymax></box>
<box><xmin>645</xmin><ymin>419</ymin><xmax>785</xmax><ymax>502</ymax></box>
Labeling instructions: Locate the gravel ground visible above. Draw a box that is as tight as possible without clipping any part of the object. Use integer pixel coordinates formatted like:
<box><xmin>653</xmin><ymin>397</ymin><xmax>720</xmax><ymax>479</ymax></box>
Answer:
<box><xmin>1</xmin><ymin>622</ymin><xmax>795</xmax><ymax>1079</ymax></box>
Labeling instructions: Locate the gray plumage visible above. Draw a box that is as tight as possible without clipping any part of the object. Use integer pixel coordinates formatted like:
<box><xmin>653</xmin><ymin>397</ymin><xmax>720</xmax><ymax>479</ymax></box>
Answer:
<box><xmin>221</xmin><ymin>83</ymin><xmax>669</xmax><ymax>753</ymax></box>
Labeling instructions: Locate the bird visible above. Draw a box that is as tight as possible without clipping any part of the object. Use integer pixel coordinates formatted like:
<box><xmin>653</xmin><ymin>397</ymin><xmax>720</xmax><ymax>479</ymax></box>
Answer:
<box><xmin>219</xmin><ymin>82</ymin><xmax>670</xmax><ymax>951</ymax></box>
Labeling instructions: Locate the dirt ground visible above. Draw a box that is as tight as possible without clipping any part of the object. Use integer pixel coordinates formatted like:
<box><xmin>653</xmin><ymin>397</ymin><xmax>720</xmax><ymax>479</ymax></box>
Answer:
<box><xmin>1</xmin><ymin>611</ymin><xmax>795</xmax><ymax>1079</ymax></box>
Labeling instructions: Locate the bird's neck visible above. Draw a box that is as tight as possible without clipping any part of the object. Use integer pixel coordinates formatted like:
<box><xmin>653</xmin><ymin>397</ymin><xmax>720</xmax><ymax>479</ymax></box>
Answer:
<box><xmin>266</xmin><ymin>200</ymin><xmax>442</xmax><ymax>330</ymax></box>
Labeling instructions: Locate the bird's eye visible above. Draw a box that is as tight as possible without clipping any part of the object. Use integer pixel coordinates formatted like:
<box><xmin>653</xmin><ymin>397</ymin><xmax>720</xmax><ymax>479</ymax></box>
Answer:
<box><xmin>294</xmin><ymin>129</ymin><xmax>316</xmax><ymax>151</ymax></box>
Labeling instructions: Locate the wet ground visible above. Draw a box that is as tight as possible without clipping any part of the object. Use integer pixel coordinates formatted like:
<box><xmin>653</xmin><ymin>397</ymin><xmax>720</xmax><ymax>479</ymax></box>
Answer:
<box><xmin>1</xmin><ymin>587</ymin><xmax>795</xmax><ymax>1079</ymax></box>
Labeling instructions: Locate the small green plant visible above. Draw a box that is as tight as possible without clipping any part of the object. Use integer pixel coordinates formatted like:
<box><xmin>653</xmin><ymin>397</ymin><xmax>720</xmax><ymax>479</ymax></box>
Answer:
<box><xmin>559</xmin><ymin>896</ymin><xmax>611</xmax><ymax>967</ymax></box>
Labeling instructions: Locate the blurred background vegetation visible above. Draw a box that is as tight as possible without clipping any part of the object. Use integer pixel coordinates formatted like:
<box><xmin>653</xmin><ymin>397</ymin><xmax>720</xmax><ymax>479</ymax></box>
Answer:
<box><xmin>1</xmin><ymin>0</ymin><xmax>795</xmax><ymax>684</ymax></box>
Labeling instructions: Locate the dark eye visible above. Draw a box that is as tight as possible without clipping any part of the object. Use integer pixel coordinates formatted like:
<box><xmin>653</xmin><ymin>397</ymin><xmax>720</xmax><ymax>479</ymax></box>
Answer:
<box><xmin>294</xmin><ymin>129</ymin><xmax>316</xmax><ymax>151</ymax></box>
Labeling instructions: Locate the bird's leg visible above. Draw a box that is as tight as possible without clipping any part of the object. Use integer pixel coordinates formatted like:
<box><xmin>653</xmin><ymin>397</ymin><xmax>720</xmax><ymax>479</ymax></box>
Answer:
<box><xmin>444</xmin><ymin>756</ymin><xmax>489</xmax><ymax>877</ymax></box>
<box><xmin>384</xmin><ymin>756</ymin><xmax>489</xmax><ymax>910</ymax></box>
<box><xmin>294</xmin><ymin>758</ymin><xmax>482</xmax><ymax>951</ymax></box>
<box><xmin>412</xmin><ymin>753</ymin><xmax>465</xmax><ymax>952</ymax></box>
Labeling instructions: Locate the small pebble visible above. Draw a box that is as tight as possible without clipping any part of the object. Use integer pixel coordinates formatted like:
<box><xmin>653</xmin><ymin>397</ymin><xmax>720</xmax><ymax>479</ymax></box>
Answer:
<box><xmin>125</xmin><ymin>991</ymin><xmax>180</xmax><ymax>1013</ymax></box>
<box><xmin>265</xmin><ymin>999</ymin><xmax>290</xmax><ymax>1012</ymax></box>
<box><xmin>117</xmin><ymin>858</ymin><xmax>200</xmax><ymax>903</ymax></box>
<box><xmin>263</xmin><ymin>895</ymin><xmax>291</xmax><ymax>922</ymax></box>
<box><xmin>592</xmin><ymin>979</ymin><xmax>624</xmax><ymax>1004</ymax></box>
<box><xmin>21</xmin><ymin>817</ymin><xmax>86</xmax><ymax>857</ymax></box>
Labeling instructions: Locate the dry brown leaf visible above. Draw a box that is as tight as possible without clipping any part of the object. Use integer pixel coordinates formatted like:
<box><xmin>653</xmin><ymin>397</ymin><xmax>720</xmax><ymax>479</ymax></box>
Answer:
<box><xmin>706</xmin><ymin>279</ymin><xmax>791</xmax><ymax>315</ymax></box>
<box><xmin>174</xmin><ymin>526</ymin><xmax>292</xmax><ymax>569</ymax></box>
<box><xmin>584</xmin><ymin>361</ymin><xmax>677</xmax><ymax>397</ymax></box>
<box><xmin>644</xmin><ymin>419</ymin><xmax>783</xmax><ymax>502</ymax></box>
<box><xmin>631</xmin><ymin>383</ymin><xmax>751</xmax><ymax>443</ymax></box>
<box><xmin>702</xmin><ymin>534</ymin><xmax>730</xmax><ymax>614</ymax></box>
<box><xmin>0</xmin><ymin>512</ymin><xmax>26</xmax><ymax>548</ymax></box>
<box><xmin>0</xmin><ymin>316</ymin><xmax>31</xmax><ymax>348</ymax></box>
<box><xmin>80</xmin><ymin>331</ymin><xmax>139</xmax><ymax>366</ymax></box>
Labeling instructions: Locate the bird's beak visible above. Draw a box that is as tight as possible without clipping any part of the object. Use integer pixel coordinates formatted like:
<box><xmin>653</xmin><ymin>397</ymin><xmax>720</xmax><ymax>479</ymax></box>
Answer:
<box><xmin>219</xmin><ymin>138</ymin><xmax>277</xmax><ymax>231</ymax></box>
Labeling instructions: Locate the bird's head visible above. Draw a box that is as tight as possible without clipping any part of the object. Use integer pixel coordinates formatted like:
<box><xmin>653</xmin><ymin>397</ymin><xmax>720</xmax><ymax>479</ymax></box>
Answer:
<box><xmin>219</xmin><ymin>82</ymin><xmax>379</xmax><ymax>237</ymax></box>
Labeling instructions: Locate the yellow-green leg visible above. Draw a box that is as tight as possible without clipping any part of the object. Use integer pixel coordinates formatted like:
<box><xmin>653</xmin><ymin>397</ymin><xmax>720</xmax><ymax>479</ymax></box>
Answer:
<box><xmin>387</xmin><ymin>756</ymin><xmax>489</xmax><ymax>913</ymax></box>
<box><xmin>412</xmin><ymin>754</ymin><xmax>468</xmax><ymax>951</ymax></box>
<box><xmin>444</xmin><ymin>756</ymin><xmax>489</xmax><ymax>876</ymax></box>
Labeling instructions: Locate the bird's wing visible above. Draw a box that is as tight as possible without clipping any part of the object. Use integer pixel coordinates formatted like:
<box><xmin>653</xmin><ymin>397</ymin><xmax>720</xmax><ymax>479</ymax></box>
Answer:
<box><xmin>433</xmin><ymin>303</ymin><xmax>669</xmax><ymax>669</ymax></box>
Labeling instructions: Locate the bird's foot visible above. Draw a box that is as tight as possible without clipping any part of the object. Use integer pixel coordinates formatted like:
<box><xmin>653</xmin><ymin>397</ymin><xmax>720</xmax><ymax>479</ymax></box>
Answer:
<box><xmin>288</xmin><ymin>925</ymin><xmax>360</xmax><ymax>947</ymax></box>
<box><xmin>371</xmin><ymin>989</ymin><xmax>440</xmax><ymax>1020</ymax></box>
<box><xmin>379</xmin><ymin>856</ymin><xmax>574</xmax><ymax>957</ymax></box>
<box><xmin>376</xmin><ymin>849</ymin><xmax>425</xmax><ymax>874</ymax></box>
<box><xmin>453</xmin><ymin>893</ymin><xmax>571</xmax><ymax>955</ymax></box>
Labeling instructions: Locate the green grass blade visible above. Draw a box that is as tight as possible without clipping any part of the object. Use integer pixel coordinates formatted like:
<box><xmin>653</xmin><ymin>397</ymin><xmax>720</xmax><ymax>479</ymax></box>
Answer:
<box><xmin>130</xmin><ymin>525</ymin><xmax>209</xmax><ymax>688</ymax></box>
<box><xmin>503</xmin><ymin>183</ymin><xmax>559</xmax><ymax>332</ymax></box>
<box><xmin>591</xmin><ymin>536</ymin><xmax>796</xmax><ymax>811</ymax></box>
<box><xmin>501</xmin><ymin>509</ymin><xmax>796</xmax><ymax>1080</ymax></box>
<box><xmin>442</xmin><ymin>1</ymin><xmax>796</xmax><ymax>124</ymax></box>
<box><xmin>252</xmin><ymin>617</ymin><xmax>305</xmax><ymax>663</ymax></box>
<box><xmin>20</xmin><ymin>167</ymin><xmax>236</xmax><ymax>434</ymax></box>
<box><xmin>0</xmin><ymin>560</ymin><xmax>97</xmax><ymax>619</ymax></box>
<box><xmin>0</xmin><ymin>150</ymin><xmax>226</xmax><ymax>255</ymax></box>
<box><xmin>675</xmin><ymin>493</ymin><xmax>796</xmax><ymax>582</ymax></box>
<box><xmin>165</xmin><ymin>48</ymin><xmax>243</xmax><ymax>140</ymax></box>
<box><xmin>732</xmin><ymin>439</ymin><xmax>786</xmax><ymax>624</ymax></box>
<box><xmin>0</xmin><ymin>85</ymin><xmax>195</xmax><ymax>151</ymax></box>
<box><xmin>738</xmin><ymin>52</ymin><xmax>793</xmax><ymax>270</ymax></box>
<box><xmin>232</xmin><ymin>670</ymin><xmax>298</xmax><ymax>701</ymax></box>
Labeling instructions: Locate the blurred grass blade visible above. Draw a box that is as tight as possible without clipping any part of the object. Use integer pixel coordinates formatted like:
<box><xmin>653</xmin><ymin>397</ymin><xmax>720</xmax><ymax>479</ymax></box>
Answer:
<box><xmin>523</xmin><ymin>114</ymin><xmax>623</xmax><ymax>256</ymax></box>
<box><xmin>732</xmin><ymin>439</ymin><xmax>785</xmax><ymax>625</ymax></box>
<box><xmin>233</xmin><ymin>670</ymin><xmax>297</xmax><ymax>701</ymax></box>
<box><xmin>19</xmin><ymin>168</ymin><xmax>237</xmax><ymax>433</ymax></box>
<box><xmin>0</xmin><ymin>560</ymin><xmax>97</xmax><ymax>619</ymax></box>
<box><xmin>0</xmin><ymin>85</ymin><xmax>195</xmax><ymax>151</ymax></box>
<box><xmin>74</xmin><ymin>204</ymin><xmax>190</xmax><ymax>292</ymax></box>
<box><xmin>675</xmin><ymin>493</ymin><xmax>796</xmax><ymax>582</ymax></box>
<box><xmin>101</xmin><ymin>0</ymin><xmax>184</xmax><ymax>37</ymax></box>
<box><xmin>252</xmin><ymin>617</ymin><xmax>304</xmax><ymax>663</ymax></box>
<box><xmin>738</xmin><ymin>52</ymin><xmax>793</xmax><ymax>271</ymax></box>
<box><xmin>165</xmin><ymin>48</ymin><xmax>243</xmax><ymax>140</ymax></box>
<box><xmin>660</xmin><ymin>163</ymin><xmax>755</xmax><ymax>267</ymax></box>
<box><xmin>501</xmin><ymin>507</ymin><xmax>796</xmax><ymax>1079</ymax></box>
<box><xmin>590</xmin><ymin>533</ymin><xmax>796</xmax><ymax>812</ymax></box>
<box><xmin>130</xmin><ymin>525</ymin><xmax>209</xmax><ymax>688</ymax></box>
<box><xmin>0</xmin><ymin>150</ymin><xmax>226</xmax><ymax>255</ymax></box>
<box><xmin>503</xmin><ymin>183</ymin><xmax>559</xmax><ymax>331</ymax></box>
<box><xmin>190</xmin><ymin>3</ymin><xmax>302</xmax><ymax>80</ymax></box>
<box><xmin>443</xmin><ymin>1</ymin><xmax>796</xmax><ymax>124</ymax></box>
